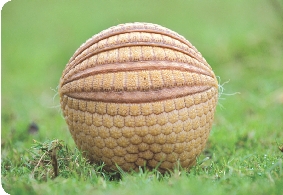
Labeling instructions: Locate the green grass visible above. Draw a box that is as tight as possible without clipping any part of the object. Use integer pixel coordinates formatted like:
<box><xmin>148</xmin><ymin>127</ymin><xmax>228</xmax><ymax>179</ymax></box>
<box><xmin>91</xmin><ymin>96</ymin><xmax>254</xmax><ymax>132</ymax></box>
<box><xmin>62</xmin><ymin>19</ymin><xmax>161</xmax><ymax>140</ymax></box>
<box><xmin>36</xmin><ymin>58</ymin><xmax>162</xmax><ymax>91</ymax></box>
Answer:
<box><xmin>1</xmin><ymin>0</ymin><xmax>283</xmax><ymax>194</ymax></box>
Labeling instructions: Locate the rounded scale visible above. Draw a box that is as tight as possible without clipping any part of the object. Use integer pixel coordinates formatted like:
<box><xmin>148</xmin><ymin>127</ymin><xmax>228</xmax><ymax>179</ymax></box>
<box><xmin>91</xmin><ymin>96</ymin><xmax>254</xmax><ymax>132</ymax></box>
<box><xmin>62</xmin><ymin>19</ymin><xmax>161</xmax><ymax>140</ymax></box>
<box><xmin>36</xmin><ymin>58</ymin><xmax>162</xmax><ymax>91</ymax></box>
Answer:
<box><xmin>59</xmin><ymin>22</ymin><xmax>218</xmax><ymax>172</ymax></box>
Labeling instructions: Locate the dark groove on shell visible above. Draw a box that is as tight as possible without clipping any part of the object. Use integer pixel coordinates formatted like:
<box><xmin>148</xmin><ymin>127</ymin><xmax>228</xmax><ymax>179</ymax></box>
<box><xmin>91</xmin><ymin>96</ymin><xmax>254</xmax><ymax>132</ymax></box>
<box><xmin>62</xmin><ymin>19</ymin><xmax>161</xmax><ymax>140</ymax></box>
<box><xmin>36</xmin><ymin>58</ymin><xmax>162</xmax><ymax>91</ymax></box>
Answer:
<box><xmin>64</xmin><ymin>85</ymin><xmax>212</xmax><ymax>103</ymax></box>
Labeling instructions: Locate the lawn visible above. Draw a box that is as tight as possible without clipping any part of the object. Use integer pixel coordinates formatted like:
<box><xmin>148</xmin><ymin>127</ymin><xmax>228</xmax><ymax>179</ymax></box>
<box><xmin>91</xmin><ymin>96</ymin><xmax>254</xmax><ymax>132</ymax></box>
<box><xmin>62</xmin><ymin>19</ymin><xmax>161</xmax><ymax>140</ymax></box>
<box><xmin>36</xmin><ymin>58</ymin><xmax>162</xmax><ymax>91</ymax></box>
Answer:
<box><xmin>1</xmin><ymin>0</ymin><xmax>283</xmax><ymax>194</ymax></box>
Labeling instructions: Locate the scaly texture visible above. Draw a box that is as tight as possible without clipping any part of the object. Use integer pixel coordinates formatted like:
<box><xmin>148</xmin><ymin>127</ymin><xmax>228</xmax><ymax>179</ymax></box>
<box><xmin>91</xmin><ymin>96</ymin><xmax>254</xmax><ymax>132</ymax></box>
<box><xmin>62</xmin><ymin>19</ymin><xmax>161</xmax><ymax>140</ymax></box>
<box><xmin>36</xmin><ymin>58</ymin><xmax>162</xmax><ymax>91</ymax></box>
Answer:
<box><xmin>59</xmin><ymin>22</ymin><xmax>218</xmax><ymax>172</ymax></box>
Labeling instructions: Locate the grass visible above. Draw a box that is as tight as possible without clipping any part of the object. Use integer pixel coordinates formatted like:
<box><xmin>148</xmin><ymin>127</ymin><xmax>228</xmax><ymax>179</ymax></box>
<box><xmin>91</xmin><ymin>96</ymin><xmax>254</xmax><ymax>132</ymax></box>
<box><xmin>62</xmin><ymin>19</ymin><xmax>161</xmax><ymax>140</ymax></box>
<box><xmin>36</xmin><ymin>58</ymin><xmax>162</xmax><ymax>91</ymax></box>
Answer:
<box><xmin>1</xmin><ymin>0</ymin><xmax>283</xmax><ymax>194</ymax></box>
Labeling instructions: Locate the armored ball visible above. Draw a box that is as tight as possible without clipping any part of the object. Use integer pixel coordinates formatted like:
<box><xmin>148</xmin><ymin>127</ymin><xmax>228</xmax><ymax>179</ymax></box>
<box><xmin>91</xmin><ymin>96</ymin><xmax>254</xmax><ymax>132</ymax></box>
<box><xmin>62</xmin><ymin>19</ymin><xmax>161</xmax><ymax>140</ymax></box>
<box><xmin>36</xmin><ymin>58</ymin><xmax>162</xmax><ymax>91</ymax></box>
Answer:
<box><xmin>59</xmin><ymin>22</ymin><xmax>218</xmax><ymax>172</ymax></box>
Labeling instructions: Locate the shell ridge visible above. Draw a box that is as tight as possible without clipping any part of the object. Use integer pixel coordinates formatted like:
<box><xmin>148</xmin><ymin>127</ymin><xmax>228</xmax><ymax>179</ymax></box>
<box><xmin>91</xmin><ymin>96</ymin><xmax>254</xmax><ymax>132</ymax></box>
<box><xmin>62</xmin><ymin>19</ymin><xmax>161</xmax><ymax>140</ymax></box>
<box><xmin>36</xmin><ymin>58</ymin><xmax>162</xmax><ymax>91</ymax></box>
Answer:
<box><xmin>61</xmin><ymin>61</ymin><xmax>215</xmax><ymax>86</ymax></box>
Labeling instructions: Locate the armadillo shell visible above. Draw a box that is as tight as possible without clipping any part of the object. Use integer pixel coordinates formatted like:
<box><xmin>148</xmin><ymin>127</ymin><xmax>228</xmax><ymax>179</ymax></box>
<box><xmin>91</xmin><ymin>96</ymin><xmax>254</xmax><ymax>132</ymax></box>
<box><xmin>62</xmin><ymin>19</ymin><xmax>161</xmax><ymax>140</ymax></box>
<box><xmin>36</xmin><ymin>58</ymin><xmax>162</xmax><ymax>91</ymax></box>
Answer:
<box><xmin>59</xmin><ymin>22</ymin><xmax>218</xmax><ymax>172</ymax></box>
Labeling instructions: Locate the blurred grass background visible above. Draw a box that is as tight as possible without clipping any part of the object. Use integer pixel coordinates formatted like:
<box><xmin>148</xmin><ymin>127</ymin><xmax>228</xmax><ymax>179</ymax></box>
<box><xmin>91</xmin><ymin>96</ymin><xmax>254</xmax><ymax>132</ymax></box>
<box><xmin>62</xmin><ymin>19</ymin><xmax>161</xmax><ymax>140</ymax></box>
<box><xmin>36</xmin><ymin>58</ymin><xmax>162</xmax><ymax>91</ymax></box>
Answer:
<box><xmin>1</xmin><ymin>0</ymin><xmax>283</xmax><ymax>194</ymax></box>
